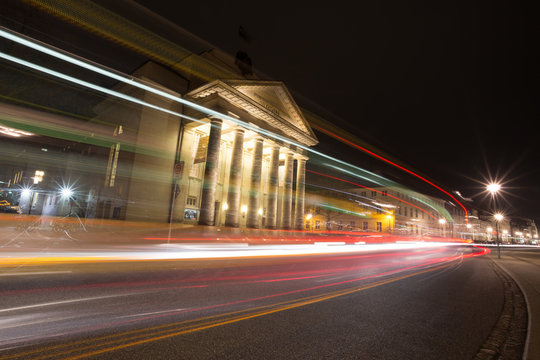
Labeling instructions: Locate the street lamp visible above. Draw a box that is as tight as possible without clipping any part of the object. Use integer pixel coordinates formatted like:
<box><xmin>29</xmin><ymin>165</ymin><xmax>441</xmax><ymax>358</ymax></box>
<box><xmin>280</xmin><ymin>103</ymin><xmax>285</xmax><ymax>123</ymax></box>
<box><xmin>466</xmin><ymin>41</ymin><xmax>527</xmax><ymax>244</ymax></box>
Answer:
<box><xmin>494</xmin><ymin>213</ymin><xmax>504</xmax><ymax>259</ymax></box>
<box><xmin>486</xmin><ymin>183</ymin><xmax>503</xmax><ymax>258</ymax></box>
<box><xmin>487</xmin><ymin>183</ymin><xmax>501</xmax><ymax>195</ymax></box>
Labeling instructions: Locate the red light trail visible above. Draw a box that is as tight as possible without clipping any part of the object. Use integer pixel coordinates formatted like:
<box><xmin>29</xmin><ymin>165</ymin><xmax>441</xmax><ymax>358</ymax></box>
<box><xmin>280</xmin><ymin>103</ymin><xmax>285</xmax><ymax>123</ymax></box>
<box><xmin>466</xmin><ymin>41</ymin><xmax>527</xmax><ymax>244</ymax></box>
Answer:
<box><xmin>310</xmin><ymin>123</ymin><xmax>469</xmax><ymax>223</ymax></box>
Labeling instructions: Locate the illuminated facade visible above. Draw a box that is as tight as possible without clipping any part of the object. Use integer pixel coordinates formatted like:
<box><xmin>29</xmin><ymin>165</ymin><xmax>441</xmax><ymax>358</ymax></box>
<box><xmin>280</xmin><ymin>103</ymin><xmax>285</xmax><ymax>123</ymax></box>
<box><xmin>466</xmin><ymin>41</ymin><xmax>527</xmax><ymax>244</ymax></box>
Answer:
<box><xmin>174</xmin><ymin>79</ymin><xmax>318</xmax><ymax>229</ymax></box>
<box><xmin>77</xmin><ymin>62</ymin><xmax>319</xmax><ymax>229</ymax></box>
<box><xmin>0</xmin><ymin>51</ymin><xmax>318</xmax><ymax>230</ymax></box>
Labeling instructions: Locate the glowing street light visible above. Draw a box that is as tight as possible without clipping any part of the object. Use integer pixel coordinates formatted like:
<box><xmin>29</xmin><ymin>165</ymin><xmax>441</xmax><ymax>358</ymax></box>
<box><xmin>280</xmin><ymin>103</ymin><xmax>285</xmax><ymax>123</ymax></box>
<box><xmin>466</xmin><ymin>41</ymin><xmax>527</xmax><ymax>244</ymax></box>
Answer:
<box><xmin>60</xmin><ymin>187</ymin><xmax>74</xmax><ymax>200</ymax></box>
<box><xmin>487</xmin><ymin>183</ymin><xmax>501</xmax><ymax>195</ymax></box>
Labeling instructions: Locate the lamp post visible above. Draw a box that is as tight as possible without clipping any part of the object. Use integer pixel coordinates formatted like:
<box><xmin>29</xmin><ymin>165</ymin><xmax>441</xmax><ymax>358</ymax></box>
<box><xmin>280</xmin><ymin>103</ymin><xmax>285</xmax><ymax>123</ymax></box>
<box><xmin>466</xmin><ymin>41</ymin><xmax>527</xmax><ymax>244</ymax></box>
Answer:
<box><xmin>487</xmin><ymin>183</ymin><xmax>503</xmax><ymax>259</ymax></box>
<box><xmin>494</xmin><ymin>213</ymin><xmax>504</xmax><ymax>259</ymax></box>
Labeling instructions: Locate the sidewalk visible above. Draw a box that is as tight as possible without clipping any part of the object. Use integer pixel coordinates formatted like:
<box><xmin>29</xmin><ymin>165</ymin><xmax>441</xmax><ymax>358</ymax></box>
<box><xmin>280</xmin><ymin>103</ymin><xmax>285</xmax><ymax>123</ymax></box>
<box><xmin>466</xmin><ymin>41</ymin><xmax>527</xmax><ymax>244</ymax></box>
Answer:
<box><xmin>489</xmin><ymin>248</ymin><xmax>540</xmax><ymax>360</ymax></box>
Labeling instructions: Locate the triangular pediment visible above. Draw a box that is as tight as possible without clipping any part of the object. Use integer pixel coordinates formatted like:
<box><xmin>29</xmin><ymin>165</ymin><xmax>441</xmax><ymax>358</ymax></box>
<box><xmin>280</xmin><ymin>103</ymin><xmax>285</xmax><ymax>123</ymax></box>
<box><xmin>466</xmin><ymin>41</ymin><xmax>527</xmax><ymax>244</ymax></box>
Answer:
<box><xmin>186</xmin><ymin>80</ymin><xmax>318</xmax><ymax>146</ymax></box>
<box><xmin>223</xmin><ymin>80</ymin><xmax>314</xmax><ymax>138</ymax></box>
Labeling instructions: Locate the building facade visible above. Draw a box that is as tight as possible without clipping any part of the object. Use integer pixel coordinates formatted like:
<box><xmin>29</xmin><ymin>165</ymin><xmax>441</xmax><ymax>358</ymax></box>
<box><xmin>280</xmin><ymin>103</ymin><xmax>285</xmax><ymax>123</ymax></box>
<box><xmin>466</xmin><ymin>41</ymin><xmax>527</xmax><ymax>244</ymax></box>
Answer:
<box><xmin>173</xmin><ymin>79</ymin><xmax>318</xmax><ymax>229</ymax></box>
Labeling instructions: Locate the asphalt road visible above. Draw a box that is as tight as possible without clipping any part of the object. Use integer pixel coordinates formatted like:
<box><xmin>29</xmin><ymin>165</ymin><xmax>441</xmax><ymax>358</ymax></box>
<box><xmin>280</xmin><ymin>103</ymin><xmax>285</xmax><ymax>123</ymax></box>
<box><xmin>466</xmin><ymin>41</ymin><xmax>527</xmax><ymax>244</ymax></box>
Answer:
<box><xmin>0</xmin><ymin>245</ymin><xmax>503</xmax><ymax>359</ymax></box>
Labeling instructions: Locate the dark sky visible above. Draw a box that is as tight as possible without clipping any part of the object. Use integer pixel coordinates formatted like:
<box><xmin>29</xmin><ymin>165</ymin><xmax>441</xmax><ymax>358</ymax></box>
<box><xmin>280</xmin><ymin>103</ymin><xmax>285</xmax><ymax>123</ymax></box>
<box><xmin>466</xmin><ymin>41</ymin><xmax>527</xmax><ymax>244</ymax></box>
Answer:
<box><xmin>130</xmin><ymin>0</ymin><xmax>539</xmax><ymax>223</ymax></box>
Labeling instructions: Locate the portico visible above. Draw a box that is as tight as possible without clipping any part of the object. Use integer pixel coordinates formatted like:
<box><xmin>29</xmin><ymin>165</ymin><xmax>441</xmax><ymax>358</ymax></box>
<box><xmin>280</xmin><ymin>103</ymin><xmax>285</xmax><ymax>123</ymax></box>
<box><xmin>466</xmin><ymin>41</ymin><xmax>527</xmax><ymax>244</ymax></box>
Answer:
<box><xmin>174</xmin><ymin>80</ymin><xmax>318</xmax><ymax>230</ymax></box>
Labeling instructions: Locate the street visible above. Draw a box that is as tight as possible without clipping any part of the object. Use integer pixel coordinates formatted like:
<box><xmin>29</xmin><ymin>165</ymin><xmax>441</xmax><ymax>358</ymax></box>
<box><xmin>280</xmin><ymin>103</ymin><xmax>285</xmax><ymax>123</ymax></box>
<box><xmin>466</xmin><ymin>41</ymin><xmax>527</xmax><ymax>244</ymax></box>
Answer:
<box><xmin>0</xmin><ymin>244</ymin><xmax>506</xmax><ymax>359</ymax></box>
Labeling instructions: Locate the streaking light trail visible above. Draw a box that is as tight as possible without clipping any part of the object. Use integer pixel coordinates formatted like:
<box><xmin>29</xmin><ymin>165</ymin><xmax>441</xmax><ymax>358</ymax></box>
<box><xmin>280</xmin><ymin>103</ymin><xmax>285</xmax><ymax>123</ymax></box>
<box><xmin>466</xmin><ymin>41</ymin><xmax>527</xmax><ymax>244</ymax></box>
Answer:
<box><xmin>310</xmin><ymin>123</ymin><xmax>470</xmax><ymax>223</ymax></box>
<box><xmin>0</xmin><ymin>26</ymin><xmax>400</xmax><ymax>191</ymax></box>
<box><xmin>307</xmin><ymin>169</ymin><xmax>438</xmax><ymax>221</ymax></box>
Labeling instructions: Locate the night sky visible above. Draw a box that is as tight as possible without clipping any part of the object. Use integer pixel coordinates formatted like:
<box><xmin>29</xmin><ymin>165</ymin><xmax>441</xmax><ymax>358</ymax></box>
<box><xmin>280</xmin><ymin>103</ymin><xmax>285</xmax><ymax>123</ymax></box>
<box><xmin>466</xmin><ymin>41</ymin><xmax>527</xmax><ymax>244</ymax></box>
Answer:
<box><xmin>131</xmin><ymin>0</ymin><xmax>539</xmax><ymax>223</ymax></box>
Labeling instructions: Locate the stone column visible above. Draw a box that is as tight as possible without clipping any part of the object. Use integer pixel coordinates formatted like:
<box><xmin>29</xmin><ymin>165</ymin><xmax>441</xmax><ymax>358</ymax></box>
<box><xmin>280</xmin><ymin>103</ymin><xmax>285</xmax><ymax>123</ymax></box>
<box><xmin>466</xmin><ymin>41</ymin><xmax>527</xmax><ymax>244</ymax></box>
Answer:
<box><xmin>225</xmin><ymin>128</ymin><xmax>244</xmax><ymax>227</ymax></box>
<box><xmin>198</xmin><ymin>118</ymin><xmax>222</xmax><ymax>226</ymax></box>
<box><xmin>246</xmin><ymin>137</ymin><xmax>264</xmax><ymax>228</ymax></box>
<box><xmin>294</xmin><ymin>158</ymin><xmax>307</xmax><ymax>230</ymax></box>
<box><xmin>265</xmin><ymin>145</ymin><xmax>280</xmax><ymax>229</ymax></box>
<box><xmin>281</xmin><ymin>151</ymin><xmax>294</xmax><ymax>229</ymax></box>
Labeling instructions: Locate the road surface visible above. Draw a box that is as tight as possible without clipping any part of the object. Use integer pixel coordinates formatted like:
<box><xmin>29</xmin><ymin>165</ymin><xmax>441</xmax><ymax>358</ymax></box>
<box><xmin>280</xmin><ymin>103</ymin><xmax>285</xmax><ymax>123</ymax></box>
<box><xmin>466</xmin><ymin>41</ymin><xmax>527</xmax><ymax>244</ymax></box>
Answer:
<box><xmin>0</xmin><ymin>244</ymin><xmax>505</xmax><ymax>359</ymax></box>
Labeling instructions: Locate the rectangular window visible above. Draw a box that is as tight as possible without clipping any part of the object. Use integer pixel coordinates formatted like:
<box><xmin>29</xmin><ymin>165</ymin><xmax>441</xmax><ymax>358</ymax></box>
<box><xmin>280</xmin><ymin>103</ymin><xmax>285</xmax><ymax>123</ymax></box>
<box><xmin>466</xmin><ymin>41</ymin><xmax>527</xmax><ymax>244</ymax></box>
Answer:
<box><xmin>376</xmin><ymin>222</ymin><xmax>382</xmax><ymax>232</ymax></box>
<box><xmin>338</xmin><ymin>221</ymin><xmax>343</xmax><ymax>230</ymax></box>
<box><xmin>363</xmin><ymin>221</ymin><xmax>368</xmax><ymax>230</ymax></box>
<box><xmin>187</xmin><ymin>196</ymin><xmax>197</xmax><ymax>207</ymax></box>
<box><xmin>315</xmin><ymin>220</ymin><xmax>320</xmax><ymax>230</ymax></box>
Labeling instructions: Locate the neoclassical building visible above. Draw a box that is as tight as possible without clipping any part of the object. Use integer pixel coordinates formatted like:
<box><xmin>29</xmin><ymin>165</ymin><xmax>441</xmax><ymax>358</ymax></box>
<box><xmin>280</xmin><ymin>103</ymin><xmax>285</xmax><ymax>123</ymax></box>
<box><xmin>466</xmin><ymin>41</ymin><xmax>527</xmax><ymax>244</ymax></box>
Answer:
<box><xmin>175</xmin><ymin>79</ymin><xmax>318</xmax><ymax>230</ymax></box>
<box><xmin>0</xmin><ymin>26</ymin><xmax>319</xmax><ymax>231</ymax></box>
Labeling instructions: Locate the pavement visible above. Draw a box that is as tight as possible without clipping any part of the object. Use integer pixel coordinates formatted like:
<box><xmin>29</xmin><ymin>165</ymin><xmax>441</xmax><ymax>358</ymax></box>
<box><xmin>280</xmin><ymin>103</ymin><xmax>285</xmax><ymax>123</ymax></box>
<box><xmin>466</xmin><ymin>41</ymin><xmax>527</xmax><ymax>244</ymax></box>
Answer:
<box><xmin>489</xmin><ymin>246</ymin><xmax>540</xmax><ymax>360</ymax></box>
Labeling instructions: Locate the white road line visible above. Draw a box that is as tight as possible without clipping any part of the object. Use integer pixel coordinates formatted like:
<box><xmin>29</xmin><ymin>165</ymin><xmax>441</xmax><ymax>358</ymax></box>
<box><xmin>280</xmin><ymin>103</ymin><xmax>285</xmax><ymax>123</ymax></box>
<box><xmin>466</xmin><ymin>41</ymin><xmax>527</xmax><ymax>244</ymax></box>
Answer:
<box><xmin>0</xmin><ymin>271</ymin><xmax>73</xmax><ymax>277</ymax></box>
<box><xmin>0</xmin><ymin>293</ymin><xmax>137</xmax><ymax>313</ymax></box>
<box><xmin>117</xmin><ymin>309</ymin><xmax>185</xmax><ymax>318</ymax></box>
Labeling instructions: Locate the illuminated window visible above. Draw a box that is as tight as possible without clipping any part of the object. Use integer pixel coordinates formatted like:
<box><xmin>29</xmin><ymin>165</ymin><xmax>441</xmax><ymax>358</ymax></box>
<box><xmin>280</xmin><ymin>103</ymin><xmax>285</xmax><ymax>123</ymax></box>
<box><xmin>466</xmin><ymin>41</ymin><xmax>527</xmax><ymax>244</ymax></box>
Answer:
<box><xmin>184</xmin><ymin>209</ymin><xmax>198</xmax><ymax>220</ymax></box>
<box><xmin>315</xmin><ymin>220</ymin><xmax>320</xmax><ymax>230</ymax></box>
<box><xmin>377</xmin><ymin>222</ymin><xmax>382</xmax><ymax>232</ymax></box>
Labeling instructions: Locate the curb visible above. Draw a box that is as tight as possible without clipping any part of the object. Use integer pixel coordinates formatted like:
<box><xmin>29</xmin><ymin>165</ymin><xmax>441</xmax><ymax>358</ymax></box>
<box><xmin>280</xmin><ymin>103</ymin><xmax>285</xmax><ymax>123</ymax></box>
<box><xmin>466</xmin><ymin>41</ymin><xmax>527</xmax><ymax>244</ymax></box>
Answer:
<box><xmin>474</xmin><ymin>259</ymin><xmax>528</xmax><ymax>359</ymax></box>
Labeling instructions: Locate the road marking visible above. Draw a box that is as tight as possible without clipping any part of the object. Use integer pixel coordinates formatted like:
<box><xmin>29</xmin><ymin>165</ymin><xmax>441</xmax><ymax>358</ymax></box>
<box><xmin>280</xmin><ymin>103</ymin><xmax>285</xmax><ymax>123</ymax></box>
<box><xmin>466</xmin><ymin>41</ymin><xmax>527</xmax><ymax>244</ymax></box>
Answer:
<box><xmin>0</xmin><ymin>294</ymin><xmax>136</xmax><ymax>314</ymax></box>
<box><xmin>0</xmin><ymin>271</ymin><xmax>72</xmax><ymax>277</ymax></box>
<box><xmin>64</xmin><ymin>264</ymin><xmax>453</xmax><ymax>360</ymax></box>
<box><xmin>117</xmin><ymin>309</ymin><xmax>186</xmax><ymax>318</ymax></box>
<box><xmin>0</xmin><ymin>261</ymin><xmax>456</xmax><ymax>360</ymax></box>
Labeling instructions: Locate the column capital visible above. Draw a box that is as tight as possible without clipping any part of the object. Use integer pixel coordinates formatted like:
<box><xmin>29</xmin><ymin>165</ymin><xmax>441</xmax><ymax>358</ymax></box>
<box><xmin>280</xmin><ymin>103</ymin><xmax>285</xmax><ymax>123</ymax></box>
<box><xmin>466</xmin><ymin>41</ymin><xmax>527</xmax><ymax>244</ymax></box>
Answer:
<box><xmin>209</xmin><ymin>116</ymin><xmax>223</xmax><ymax>123</ymax></box>
<box><xmin>232</xmin><ymin>126</ymin><xmax>245</xmax><ymax>134</ymax></box>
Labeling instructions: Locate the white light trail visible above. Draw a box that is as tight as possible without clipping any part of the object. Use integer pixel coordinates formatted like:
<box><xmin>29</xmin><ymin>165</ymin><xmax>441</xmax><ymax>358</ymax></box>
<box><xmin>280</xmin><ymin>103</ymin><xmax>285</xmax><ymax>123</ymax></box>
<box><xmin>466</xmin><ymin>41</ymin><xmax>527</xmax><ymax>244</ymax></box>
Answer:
<box><xmin>0</xmin><ymin>26</ymin><xmax>396</xmax><ymax>188</ymax></box>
